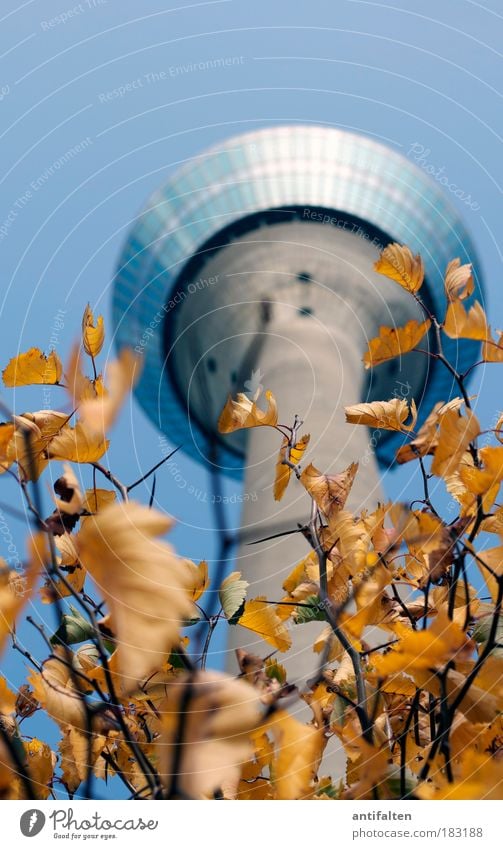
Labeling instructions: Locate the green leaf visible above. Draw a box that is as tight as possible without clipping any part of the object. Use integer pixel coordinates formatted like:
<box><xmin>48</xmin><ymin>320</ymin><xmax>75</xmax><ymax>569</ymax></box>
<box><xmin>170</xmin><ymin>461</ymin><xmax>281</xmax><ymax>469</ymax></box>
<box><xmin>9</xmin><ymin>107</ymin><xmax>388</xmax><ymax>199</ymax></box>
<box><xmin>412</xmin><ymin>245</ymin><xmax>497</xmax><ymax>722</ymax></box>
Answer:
<box><xmin>219</xmin><ymin>571</ymin><xmax>249</xmax><ymax>620</ymax></box>
<box><xmin>50</xmin><ymin>605</ymin><xmax>95</xmax><ymax>646</ymax></box>
<box><xmin>293</xmin><ymin>595</ymin><xmax>325</xmax><ymax>624</ymax></box>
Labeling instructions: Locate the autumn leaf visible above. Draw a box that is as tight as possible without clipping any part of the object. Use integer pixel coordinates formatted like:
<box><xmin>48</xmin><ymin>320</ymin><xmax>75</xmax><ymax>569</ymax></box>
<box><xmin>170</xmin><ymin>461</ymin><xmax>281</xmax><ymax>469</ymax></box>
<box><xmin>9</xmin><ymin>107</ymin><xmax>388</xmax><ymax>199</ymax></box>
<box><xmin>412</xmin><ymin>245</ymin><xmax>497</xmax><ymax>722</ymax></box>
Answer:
<box><xmin>158</xmin><ymin>671</ymin><xmax>263</xmax><ymax>799</ymax></box>
<box><xmin>345</xmin><ymin>398</ymin><xmax>417</xmax><ymax>432</ymax></box>
<box><xmin>444</xmin><ymin>258</ymin><xmax>474</xmax><ymax>302</ymax></box>
<box><xmin>47</xmin><ymin>421</ymin><xmax>109</xmax><ymax>464</ymax></box>
<box><xmin>374</xmin><ymin>243</ymin><xmax>424</xmax><ymax>294</ymax></box>
<box><xmin>482</xmin><ymin>331</ymin><xmax>503</xmax><ymax>363</ymax></box>
<box><xmin>76</xmin><ymin>501</ymin><xmax>195</xmax><ymax>683</ymax></box>
<box><xmin>82</xmin><ymin>304</ymin><xmax>105</xmax><ymax>358</ymax></box>
<box><xmin>52</xmin><ymin>464</ymin><xmax>84</xmax><ymax>515</ymax></box>
<box><xmin>274</xmin><ymin>433</ymin><xmax>310</xmax><ymax>501</ymax></box>
<box><xmin>0</xmin><ymin>676</ymin><xmax>16</xmax><ymax>715</ymax></box>
<box><xmin>364</xmin><ymin>319</ymin><xmax>431</xmax><ymax>369</ymax></box>
<box><xmin>431</xmin><ymin>408</ymin><xmax>479</xmax><ymax>478</ymax></box>
<box><xmin>443</xmin><ymin>299</ymin><xmax>489</xmax><ymax>341</ymax></box>
<box><xmin>58</xmin><ymin>727</ymin><xmax>110</xmax><ymax>795</ymax></box>
<box><xmin>341</xmin><ymin>563</ymin><xmax>392</xmax><ymax>639</ymax></box>
<box><xmin>373</xmin><ymin>611</ymin><xmax>473</xmax><ymax>678</ymax></box>
<box><xmin>7</xmin><ymin>410</ymin><xmax>71</xmax><ymax>480</ymax></box>
<box><xmin>2</xmin><ymin>347</ymin><xmax>63</xmax><ymax>387</ymax></box>
<box><xmin>218</xmin><ymin>389</ymin><xmax>278</xmax><ymax>434</ymax></box>
<box><xmin>28</xmin><ymin>649</ymin><xmax>88</xmax><ymax>730</ymax></box>
<box><xmin>79</xmin><ymin>348</ymin><xmax>141</xmax><ymax>436</ymax></box>
<box><xmin>264</xmin><ymin>710</ymin><xmax>324</xmax><ymax>800</ymax></box>
<box><xmin>219</xmin><ymin>571</ymin><xmax>249</xmax><ymax>620</ymax></box>
<box><xmin>65</xmin><ymin>344</ymin><xmax>105</xmax><ymax>405</ymax></box>
<box><xmin>417</xmin><ymin>750</ymin><xmax>503</xmax><ymax>800</ymax></box>
<box><xmin>0</xmin><ymin>422</ymin><xmax>14</xmax><ymax>474</ymax></box>
<box><xmin>23</xmin><ymin>739</ymin><xmax>55</xmax><ymax>800</ymax></box>
<box><xmin>238</xmin><ymin>597</ymin><xmax>292</xmax><ymax>652</ymax></box>
<box><xmin>459</xmin><ymin>445</ymin><xmax>503</xmax><ymax>496</ymax></box>
<box><xmin>300</xmin><ymin>461</ymin><xmax>358</xmax><ymax>523</ymax></box>
<box><xmin>183</xmin><ymin>559</ymin><xmax>209</xmax><ymax>602</ymax></box>
<box><xmin>0</xmin><ymin>534</ymin><xmax>44</xmax><ymax>655</ymax></box>
<box><xmin>396</xmin><ymin>398</ymin><xmax>463</xmax><ymax>464</ymax></box>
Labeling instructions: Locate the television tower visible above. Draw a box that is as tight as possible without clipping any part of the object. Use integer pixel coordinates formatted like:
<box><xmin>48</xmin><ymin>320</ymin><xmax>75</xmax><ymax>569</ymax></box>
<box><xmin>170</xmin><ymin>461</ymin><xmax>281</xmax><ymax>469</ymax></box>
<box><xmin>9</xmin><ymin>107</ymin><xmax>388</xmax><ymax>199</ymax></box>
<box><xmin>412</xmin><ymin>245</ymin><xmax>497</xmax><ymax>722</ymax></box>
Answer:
<box><xmin>113</xmin><ymin>125</ymin><xmax>482</xmax><ymax>694</ymax></box>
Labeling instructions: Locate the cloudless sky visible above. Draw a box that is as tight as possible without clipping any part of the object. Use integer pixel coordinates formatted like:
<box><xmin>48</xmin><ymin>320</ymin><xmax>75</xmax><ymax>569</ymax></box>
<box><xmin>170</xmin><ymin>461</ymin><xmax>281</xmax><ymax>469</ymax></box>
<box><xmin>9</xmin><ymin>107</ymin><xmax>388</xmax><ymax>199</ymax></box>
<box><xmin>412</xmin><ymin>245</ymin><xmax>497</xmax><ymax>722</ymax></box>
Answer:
<box><xmin>0</xmin><ymin>0</ymin><xmax>502</xmax><ymax>797</ymax></box>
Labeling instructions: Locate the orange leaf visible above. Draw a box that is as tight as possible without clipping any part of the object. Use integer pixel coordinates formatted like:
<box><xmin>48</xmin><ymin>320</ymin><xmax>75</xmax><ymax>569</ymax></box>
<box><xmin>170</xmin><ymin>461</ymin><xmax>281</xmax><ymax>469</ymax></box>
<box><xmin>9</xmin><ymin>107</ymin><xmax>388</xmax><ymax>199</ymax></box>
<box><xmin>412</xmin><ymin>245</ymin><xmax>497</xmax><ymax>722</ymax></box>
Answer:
<box><xmin>218</xmin><ymin>390</ymin><xmax>278</xmax><ymax>434</ymax></box>
<box><xmin>2</xmin><ymin>347</ymin><xmax>63</xmax><ymax>387</ymax></box>
<box><xmin>374</xmin><ymin>243</ymin><xmax>424</xmax><ymax>293</ymax></box>
<box><xmin>274</xmin><ymin>433</ymin><xmax>310</xmax><ymax>501</ymax></box>
<box><xmin>364</xmin><ymin>319</ymin><xmax>430</xmax><ymax>369</ymax></box>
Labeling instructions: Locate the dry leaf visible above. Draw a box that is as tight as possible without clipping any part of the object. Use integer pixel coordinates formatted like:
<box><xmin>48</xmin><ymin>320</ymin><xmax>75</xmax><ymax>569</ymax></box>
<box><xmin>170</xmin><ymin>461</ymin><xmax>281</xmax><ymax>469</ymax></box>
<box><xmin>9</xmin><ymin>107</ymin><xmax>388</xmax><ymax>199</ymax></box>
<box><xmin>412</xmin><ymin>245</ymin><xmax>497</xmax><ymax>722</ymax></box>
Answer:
<box><xmin>218</xmin><ymin>390</ymin><xmax>278</xmax><ymax>433</ymax></box>
<box><xmin>300</xmin><ymin>461</ymin><xmax>358</xmax><ymax>523</ymax></box>
<box><xmin>431</xmin><ymin>409</ymin><xmax>479</xmax><ymax>478</ymax></box>
<box><xmin>374</xmin><ymin>243</ymin><xmax>424</xmax><ymax>294</ymax></box>
<box><xmin>273</xmin><ymin>433</ymin><xmax>310</xmax><ymax>501</ymax></box>
<box><xmin>364</xmin><ymin>319</ymin><xmax>430</xmax><ymax>369</ymax></box>
<box><xmin>158</xmin><ymin>671</ymin><xmax>263</xmax><ymax>799</ymax></box>
<box><xmin>345</xmin><ymin>398</ymin><xmax>417</xmax><ymax>432</ymax></box>
<box><xmin>76</xmin><ymin>501</ymin><xmax>194</xmax><ymax>683</ymax></box>
<box><xmin>79</xmin><ymin>349</ymin><xmax>141</xmax><ymax>436</ymax></box>
<box><xmin>82</xmin><ymin>304</ymin><xmax>105</xmax><ymax>358</ymax></box>
<box><xmin>238</xmin><ymin>597</ymin><xmax>292</xmax><ymax>652</ymax></box>
<box><xmin>2</xmin><ymin>348</ymin><xmax>63</xmax><ymax>387</ymax></box>
<box><xmin>444</xmin><ymin>258</ymin><xmax>474</xmax><ymax>302</ymax></box>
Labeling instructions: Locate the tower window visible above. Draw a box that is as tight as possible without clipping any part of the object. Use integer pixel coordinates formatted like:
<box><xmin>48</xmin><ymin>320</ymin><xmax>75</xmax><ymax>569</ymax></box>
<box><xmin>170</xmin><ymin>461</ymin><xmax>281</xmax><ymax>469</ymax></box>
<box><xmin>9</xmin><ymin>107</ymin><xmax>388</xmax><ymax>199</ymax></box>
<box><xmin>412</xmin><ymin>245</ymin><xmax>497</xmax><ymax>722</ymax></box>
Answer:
<box><xmin>298</xmin><ymin>306</ymin><xmax>313</xmax><ymax>317</ymax></box>
<box><xmin>298</xmin><ymin>271</ymin><xmax>311</xmax><ymax>284</ymax></box>
<box><xmin>207</xmin><ymin>357</ymin><xmax>218</xmax><ymax>373</ymax></box>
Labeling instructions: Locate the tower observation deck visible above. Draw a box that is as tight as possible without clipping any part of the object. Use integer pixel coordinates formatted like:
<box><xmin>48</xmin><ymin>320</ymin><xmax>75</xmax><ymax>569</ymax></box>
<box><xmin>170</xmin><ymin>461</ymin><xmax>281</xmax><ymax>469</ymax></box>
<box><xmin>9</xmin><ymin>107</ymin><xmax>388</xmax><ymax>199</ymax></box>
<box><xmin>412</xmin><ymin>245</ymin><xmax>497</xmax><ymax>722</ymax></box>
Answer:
<box><xmin>113</xmin><ymin>125</ymin><xmax>482</xmax><ymax>701</ymax></box>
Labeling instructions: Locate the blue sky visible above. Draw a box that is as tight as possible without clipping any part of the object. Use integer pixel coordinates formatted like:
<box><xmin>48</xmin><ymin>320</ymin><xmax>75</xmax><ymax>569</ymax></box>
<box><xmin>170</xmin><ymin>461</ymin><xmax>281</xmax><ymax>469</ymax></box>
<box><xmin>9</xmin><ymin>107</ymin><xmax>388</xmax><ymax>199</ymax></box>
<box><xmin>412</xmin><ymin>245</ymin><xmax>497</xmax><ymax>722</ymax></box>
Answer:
<box><xmin>0</xmin><ymin>0</ymin><xmax>502</xmax><ymax>797</ymax></box>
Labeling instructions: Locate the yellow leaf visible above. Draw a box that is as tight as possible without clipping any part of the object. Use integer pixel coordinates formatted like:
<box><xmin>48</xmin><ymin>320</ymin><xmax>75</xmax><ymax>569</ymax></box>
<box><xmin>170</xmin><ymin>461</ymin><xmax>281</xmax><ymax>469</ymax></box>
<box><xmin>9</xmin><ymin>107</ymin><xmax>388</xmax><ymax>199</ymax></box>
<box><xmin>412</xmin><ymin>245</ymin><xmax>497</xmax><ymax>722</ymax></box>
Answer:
<box><xmin>396</xmin><ymin>398</ymin><xmax>463</xmax><ymax>464</ymax></box>
<box><xmin>76</xmin><ymin>501</ymin><xmax>195</xmax><ymax>683</ymax></box>
<box><xmin>0</xmin><ymin>422</ymin><xmax>14</xmax><ymax>475</ymax></box>
<box><xmin>373</xmin><ymin>611</ymin><xmax>473</xmax><ymax>677</ymax></box>
<box><xmin>341</xmin><ymin>564</ymin><xmax>392</xmax><ymax>639</ymax></box>
<box><xmin>482</xmin><ymin>331</ymin><xmax>503</xmax><ymax>363</ymax></box>
<box><xmin>58</xmin><ymin>727</ymin><xmax>110</xmax><ymax>794</ymax></box>
<box><xmin>24</xmin><ymin>739</ymin><xmax>55</xmax><ymax>800</ymax></box>
<box><xmin>218</xmin><ymin>389</ymin><xmax>278</xmax><ymax>434</ymax></box>
<box><xmin>0</xmin><ymin>676</ymin><xmax>16</xmax><ymax>714</ymax></box>
<box><xmin>265</xmin><ymin>710</ymin><xmax>324</xmax><ymax>800</ymax></box>
<box><xmin>300</xmin><ymin>461</ymin><xmax>358</xmax><ymax>522</ymax></box>
<box><xmin>183</xmin><ymin>559</ymin><xmax>209</xmax><ymax>602</ymax></box>
<box><xmin>0</xmin><ymin>535</ymin><xmax>43</xmax><ymax>655</ymax></box>
<box><xmin>431</xmin><ymin>409</ymin><xmax>479</xmax><ymax>478</ymax></box>
<box><xmin>238</xmin><ymin>597</ymin><xmax>292</xmax><ymax>652</ymax></box>
<box><xmin>7</xmin><ymin>410</ymin><xmax>70</xmax><ymax>481</ymax></box>
<box><xmin>417</xmin><ymin>750</ymin><xmax>503</xmax><ymax>800</ymax></box>
<box><xmin>82</xmin><ymin>304</ymin><xmax>105</xmax><ymax>358</ymax></box>
<box><xmin>158</xmin><ymin>671</ymin><xmax>263</xmax><ymax>799</ymax></box>
<box><xmin>444</xmin><ymin>258</ymin><xmax>474</xmax><ymax>302</ymax></box>
<box><xmin>459</xmin><ymin>445</ymin><xmax>503</xmax><ymax>496</ymax></box>
<box><xmin>2</xmin><ymin>347</ymin><xmax>63</xmax><ymax>387</ymax></box>
<box><xmin>443</xmin><ymin>299</ymin><xmax>489</xmax><ymax>340</ymax></box>
<box><xmin>364</xmin><ymin>319</ymin><xmax>430</xmax><ymax>369</ymax></box>
<box><xmin>79</xmin><ymin>348</ymin><xmax>141</xmax><ymax>436</ymax></box>
<box><xmin>28</xmin><ymin>649</ymin><xmax>88</xmax><ymax>730</ymax></box>
<box><xmin>47</xmin><ymin>421</ymin><xmax>109</xmax><ymax>464</ymax></box>
<box><xmin>345</xmin><ymin>398</ymin><xmax>417</xmax><ymax>433</ymax></box>
<box><xmin>273</xmin><ymin>433</ymin><xmax>310</xmax><ymax>501</ymax></box>
<box><xmin>374</xmin><ymin>243</ymin><xmax>424</xmax><ymax>294</ymax></box>
<box><xmin>65</xmin><ymin>344</ymin><xmax>105</xmax><ymax>404</ymax></box>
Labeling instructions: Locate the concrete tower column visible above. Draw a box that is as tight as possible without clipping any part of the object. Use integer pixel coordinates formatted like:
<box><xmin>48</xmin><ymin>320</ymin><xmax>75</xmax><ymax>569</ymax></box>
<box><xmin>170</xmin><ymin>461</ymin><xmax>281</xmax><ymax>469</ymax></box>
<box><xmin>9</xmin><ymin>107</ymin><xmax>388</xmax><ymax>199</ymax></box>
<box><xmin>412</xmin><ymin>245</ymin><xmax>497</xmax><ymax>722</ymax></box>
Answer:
<box><xmin>229</xmin><ymin>305</ymin><xmax>382</xmax><ymax>688</ymax></box>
